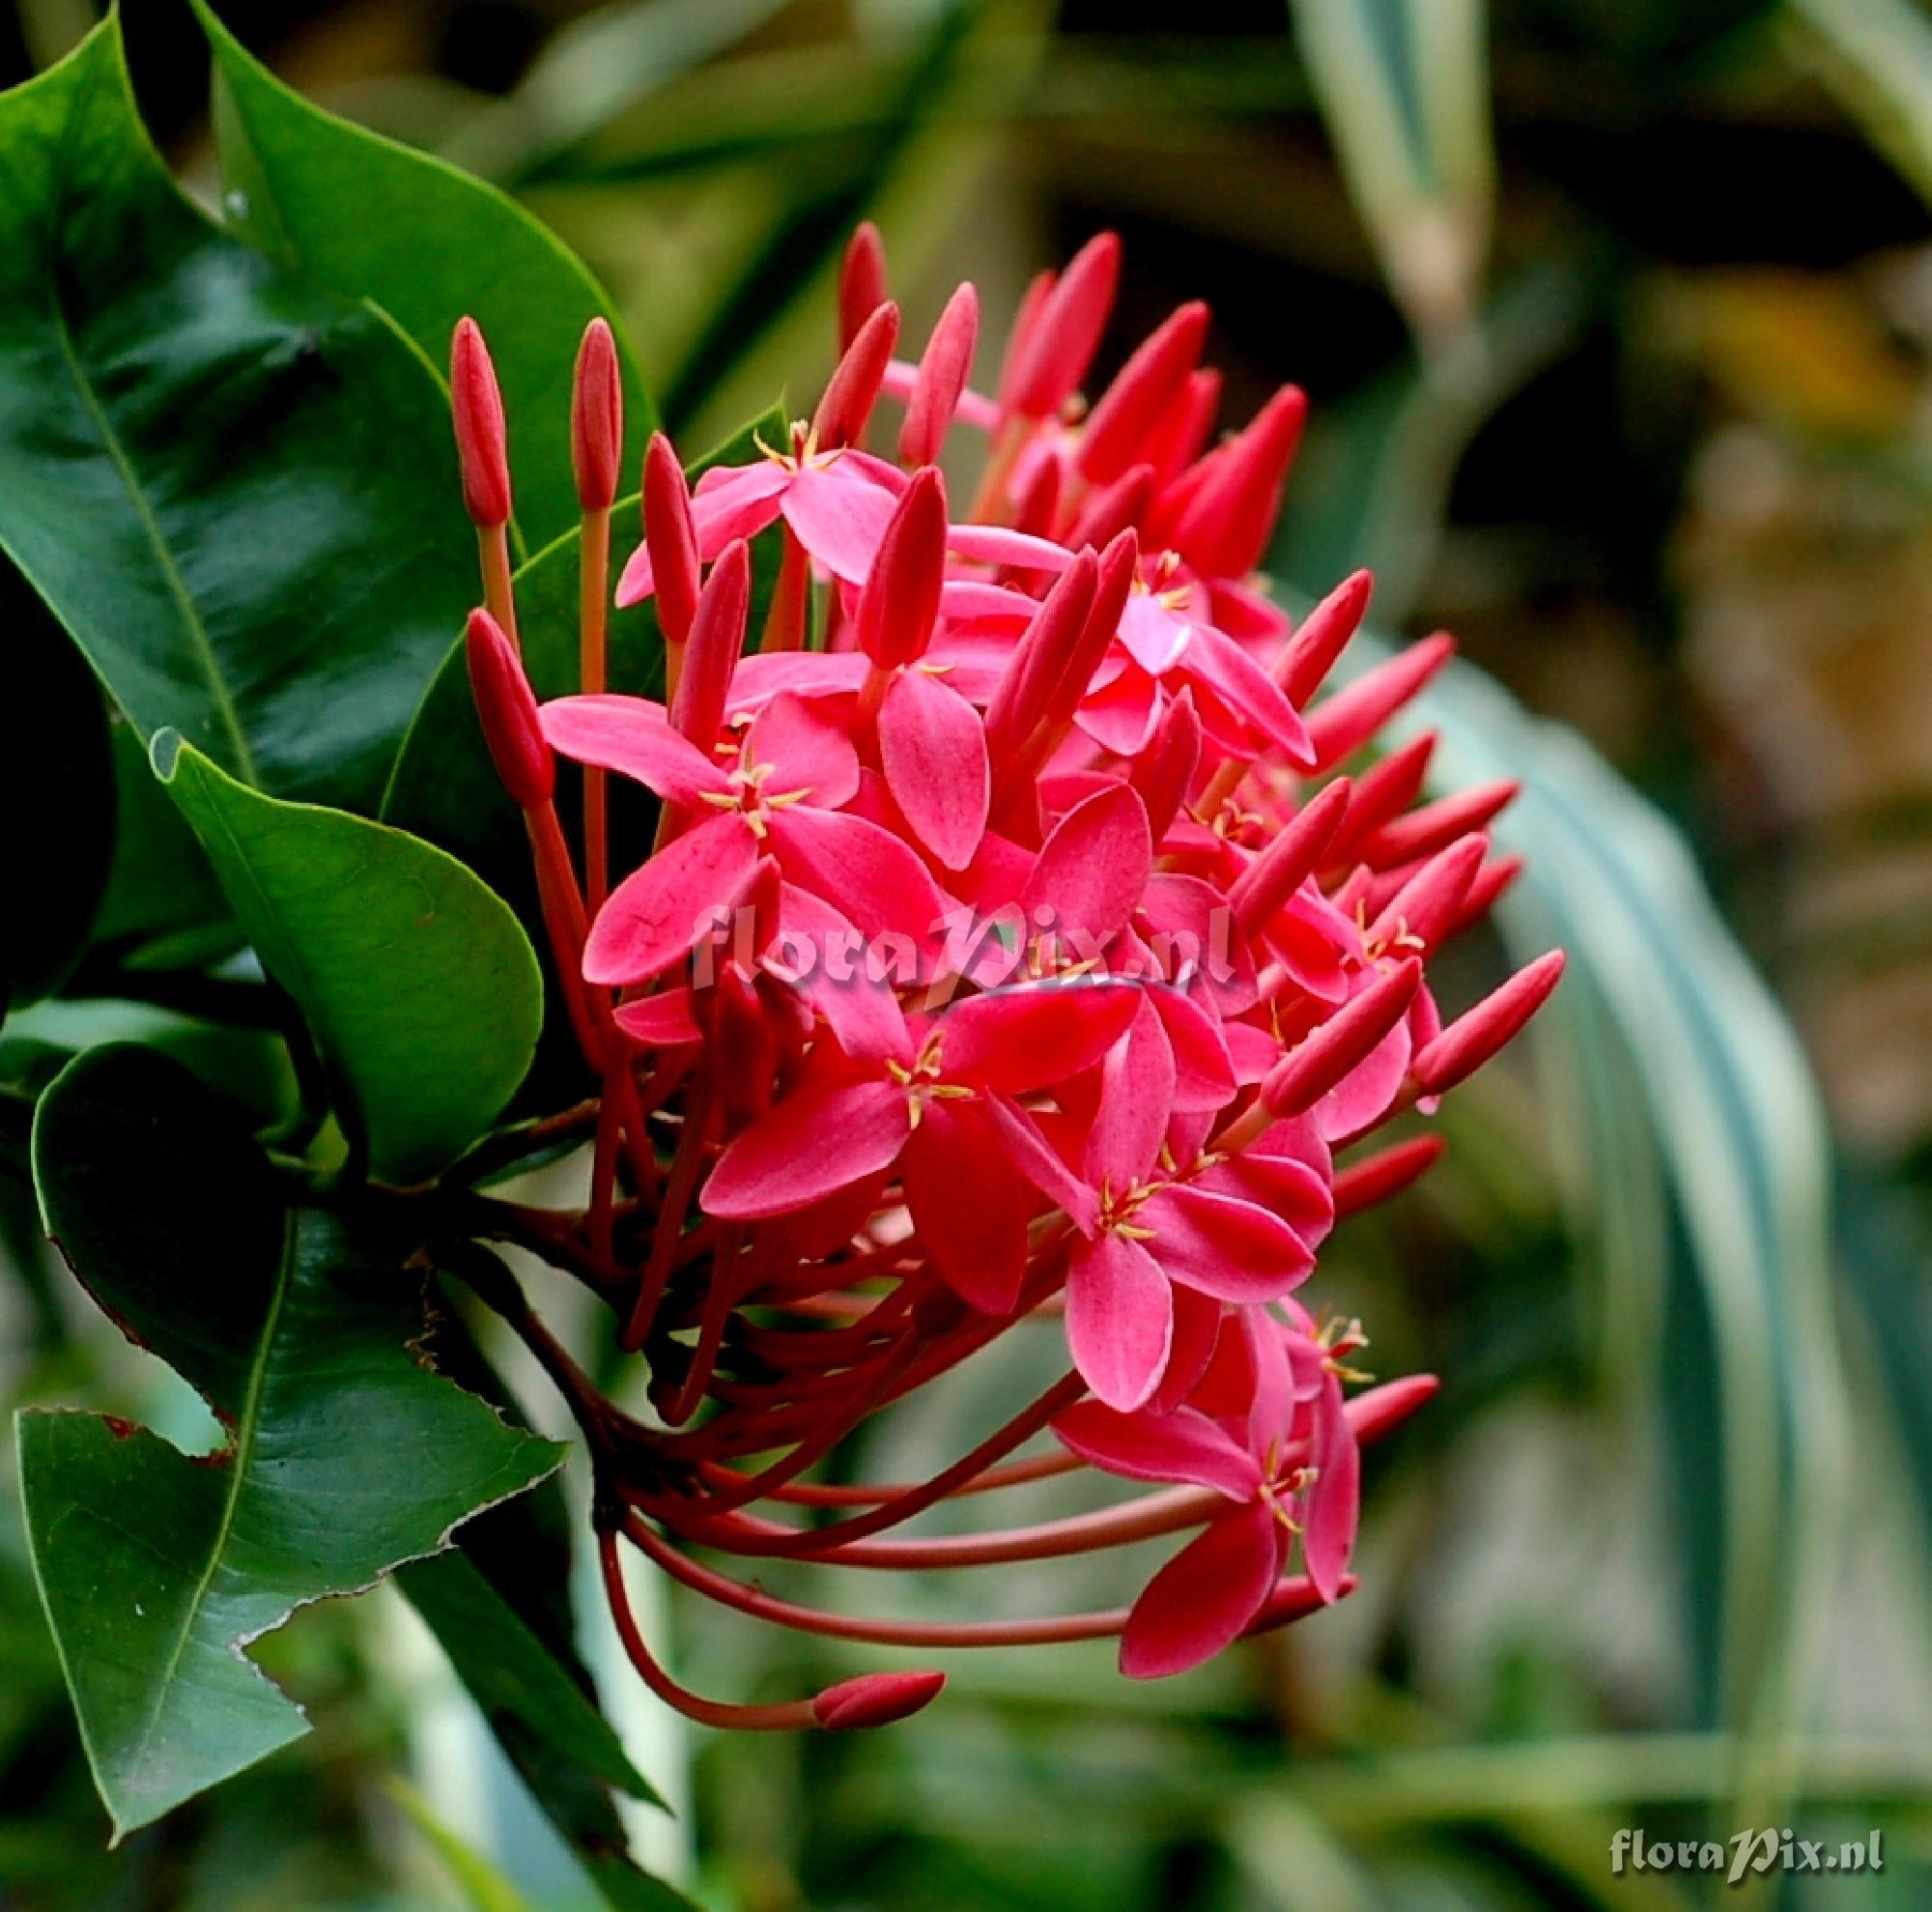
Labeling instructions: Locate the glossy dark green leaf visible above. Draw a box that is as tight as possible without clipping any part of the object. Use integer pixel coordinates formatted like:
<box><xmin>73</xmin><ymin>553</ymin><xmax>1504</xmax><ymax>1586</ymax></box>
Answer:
<box><xmin>0</xmin><ymin>568</ymin><xmax>114</xmax><ymax>1009</ymax></box>
<box><xmin>380</xmin><ymin>408</ymin><xmax>787</xmax><ymax>1014</ymax></box>
<box><xmin>20</xmin><ymin>1044</ymin><xmax>564</xmax><ymax>1839</ymax></box>
<box><xmin>157</xmin><ymin>736</ymin><xmax>543</xmax><ymax>1183</ymax></box>
<box><xmin>0</xmin><ymin>18</ymin><xmax>474</xmax><ymax>813</ymax></box>
<box><xmin>197</xmin><ymin>0</ymin><xmax>654</xmax><ymax>553</ymax></box>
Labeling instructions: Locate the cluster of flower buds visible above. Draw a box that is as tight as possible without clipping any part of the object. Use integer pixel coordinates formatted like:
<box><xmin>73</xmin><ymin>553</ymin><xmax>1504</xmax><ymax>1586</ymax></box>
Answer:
<box><xmin>450</xmin><ymin>226</ymin><xmax>1562</xmax><ymax>1732</ymax></box>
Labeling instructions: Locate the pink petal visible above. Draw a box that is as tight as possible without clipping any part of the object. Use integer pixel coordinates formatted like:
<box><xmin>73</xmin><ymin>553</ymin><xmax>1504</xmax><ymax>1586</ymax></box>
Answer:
<box><xmin>748</xmin><ymin>691</ymin><xmax>861</xmax><ymax>808</ymax></box>
<box><xmin>703</xmin><ymin>1076</ymin><xmax>909</xmax><ymax>1218</ymax></box>
<box><xmin>773</xmin><ymin>884</ymin><xmax>911</xmax><ymax>1063</ymax></box>
<box><xmin>725</xmin><ymin>651</ymin><xmax>870</xmax><ymax>712</ymax></box>
<box><xmin>781</xmin><ymin>461</ymin><xmax>899</xmax><ymax>584</ymax></box>
<box><xmin>766</xmin><ymin>805</ymin><xmax>946</xmax><ymax>952</ymax></box>
<box><xmin>616</xmin><ymin>462</ymin><xmax>790</xmax><ymax>606</ymax></box>
<box><xmin>900</xmin><ymin>1103</ymin><xmax>1033</xmax><ymax>1314</ymax></box>
<box><xmin>939</xmin><ymin>980</ymin><xmax>1140</xmax><ymax>1096</ymax></box>
<box><xmin>1183</xmin><ymin>623</ymin><xmax>1314</xmax><ymax>766</ymax></box>
<box><xmin>983</xmin><ymin>1092</ymin><xmax>1099</xmax><ymax>1235</ymax></box>
<box><xmin>946</xmin><ymin>523</ymin><xmax>1075</xmax><ymax>571</ymax></box>
<box><xmin>540</xmin><ymin>695</ymin><xmax>728</xmax><ymax>805</ymax></box>
<box><xmin>1147</xmin><ymin>986</ymin><xmax>1236</xmax><ymax>1112</ymax></box>
<box><xmin>1120</xmin><ymin>1498</ymin><xmax>1286</xmax><ymax>1678</ymax></box>
<box><xmin>1084</xmin><ymin>997</ymin><xmax>1176</xmax><ymax>1189</ymax></box>
<box><xmin>1072</xmin><ymin>664</ymin><xmax>1161</xmax><ymax>757</ymax></box>
<box><xmin>1314</xmin><ymin>1005</ymin><xmax>1413</xmax><ymax>1140</ymax></box>
<box><xmin>1152</xmin><ymin>1284</ymin><xmax>1225</xmax><ymax>1414</ymax></box>
<box><xmin>1054</xmin><ymin>1400</ymin><xmax>1259</xmax><ymax>1498</ymax></box>
<box><xmin>612</xmin><ymin>987</ymin><xmax>702</xmax><ymax>1048</ymax></box>
<box><xmin>582</xmin><ymin>813</ymin><xmax>755</xmax><ymax>985</ymax></box>
<box><xmin>1147</xmin><ymin>1184</ymin><xmax>1314</xmax><ymax>1301</ymax></box>
<box><xmin>1065</xmin><ymin>1231</ymin><xmax>1174</xmax><ymax>1412</ymax></box>
<box><xmin>1302</xmin><ymin>1372</ymin><xmax>1360</xmax><ymax>1602</ymax></box>
<box><xmin>1117</xmin><ymin>591</ymin><xmax>1192</xmax><ymax>674</ymax></box>
<box><xmin>1022</xmin><ymin>785</ymin><xmax>1153</xmax><ymax>947</ymax></box>
<box><xmin>1202</xmin><ymin>1147</ymin><xmax>1333</xmax><ymax>1254</ymax></box>
<box><xmin>878</xmin><ymin>668</ymin><xmax>990</xmax><ymax>870</ymax></box>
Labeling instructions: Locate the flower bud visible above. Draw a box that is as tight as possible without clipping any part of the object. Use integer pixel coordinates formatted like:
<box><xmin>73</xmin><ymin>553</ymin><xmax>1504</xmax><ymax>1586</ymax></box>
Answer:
<box><xmin>1363</xmin><ymin>833</ymin><xmax>1487</xmax><ymax>954</ymax></box>
<box><xmin>838</xmin><ymin>221</ymin><xmax>888</xmax><ymax>352</ymax></box>
<box><xmin>1329</xmin><ymin>729</ymin><xmax>1433</xmax><ymax>860</ymax></box>
<box><xmin>1305</xmin><ymin>632</ymin><xmax>1454</xmax><ymax>772</ymax></box>
<box><xmin>1010</xmin><ymin>451</ymin><xmax>1063</xmax><ymax>542</ymax></box>
<box><xmin>571</xmin><ymin>317</ymin><xmax>623</xmax><ymax>513</ymax></box>
<box><xmin>899</xmin><ymin>282</ymin><xmax>979</xmax><ymax>468</ymax></box>
<box><xmin>1065</xmin><ymin>462</ymin><xmax>1154</xmax><ymax>552</ymax></box>
<box><xmin>813</xmin><ymin>301</ymin><xmax>900</xmax><ymax>448</ymax></box>
<box><xmin>1173</xmin><ymin>384</ymin><xmax>1304</xmax><ymax>577</ymax></box>
<box><xmin>811</xmin><ymin>1669</ymin><xmax>947</xmax><ymax>1731</ymax></box>
<box><xmin>465</xmin><ymin>608</ymin><xmax>552</xmax><ymax>809</ymax></box>
<box><xmin>1005</xmin><ymin>232</ymin><xmax>1122</xmax><ymax>418</ymax></box>
<box><xmin>995</xmin><ymin>269</ymin><xmax>1057</xmax><ymax>414</ymax></box>
<box><xmin>1411</xmin><ymin>951</ymin><xmax>1565</xmax><ymax>1096</ymax></box>
<box><xmin>856</xmin><ymin>467</ymin><xmax>948</xmax><ymax>670</ymax></box>
<box><xmin>1344</xmin><ymin>1372</ymin><xmax>1439</xmax><ymax>1444</ymax></box>
<box><xmin>671</xmin><ymin>539</ymin><xmax>751</xmax><ymax>746</ymax></box>
<box><xmin>450</xmin><ymin>317</ymin><xmax>512</xmax><ymax>528</ymax></box>
<box><xmin>1129</xmin><ymin>686</ymin><xmax>1202</xmax><ymax>842</ymax></box>
<box><xmin>1079</xmin><ymin>300</ymin><xmax>1208</xmax><ymax>484</ymax></box>
<box><xmin>1358</xmin><ymin>780</ymin><xmax>1520</xmax><ymax>869</ymax></box>
<box><xmin>1142</xmin><ymin>366</ymin><xmax>1221</xmax><ymax>487</ymax></box>
<box><xmin>1279</xmin><ymin>569</ymin><xmax>1373</xmax><ymax>708</ymax></box>
<box><xmin>1449</xmin><ymin>853</ymin><xmax>1523</xmax><ymax>936</ymax></box>
<box><xmin>1042</xmin><ymin>528</ymin><xmax>1137</xmax><ymax>729</ymax></box>
<box><xmin>643</xmin><ymin>433</ymin><xmax>700</xmax><ymax>650</ymax></box>
<box><xmin>1332</xmin><ymin>1134</ymin><xmax>1443</xmax><ymax>1216</ymax></box>
<box><xmin>1261</xmin><ymin>958</ymin><xmax>1421</xmax><ymax>1117</ymax></box>
<box><xmin>1228</xmin><ymin>777</ymin><xmax>1352</xmax><ymax>931</ymax></box>
<box><xmin>984</xmin><ymin>548</ymin><xmax>1097</xmax><ymax>755</ymax></box>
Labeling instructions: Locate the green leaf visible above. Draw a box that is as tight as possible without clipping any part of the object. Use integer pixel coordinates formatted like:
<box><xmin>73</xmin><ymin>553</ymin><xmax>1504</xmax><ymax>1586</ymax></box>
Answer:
<box><xmin>157</xmin><ymin>736</ymin><xmax>542</xmax><ymax>1183</ymax></box>
<box><xmin>21</xmin><ymin>1044</ymin><xmax>565</xmax><ymax>1840</ymax></box>
<box><xmin>1</xmin><ymin>570</ymin><xmax>113</xmax><ymax>1009</ymax></box>
<box><xmin>0</xmin><ymin>17</ymin><xmax>475</xmax><ymax>811</ymax></box>
<box><xmin>196</xmin><ymin>0</ymin><xmax>654</xmax><ymax>553</ymax></box>
<box><xmin>387</xmin><ymin>1778</ymin><xmax>541</xmax><ymax>1912</ymax></box>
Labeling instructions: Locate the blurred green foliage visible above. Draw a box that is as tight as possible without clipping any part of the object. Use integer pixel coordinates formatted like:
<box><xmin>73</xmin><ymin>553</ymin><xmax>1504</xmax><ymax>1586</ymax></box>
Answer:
<box><xmin>4</xmin><ymin>0</ymin><xmax>1931</xmax><ymax>1907</ymax></box>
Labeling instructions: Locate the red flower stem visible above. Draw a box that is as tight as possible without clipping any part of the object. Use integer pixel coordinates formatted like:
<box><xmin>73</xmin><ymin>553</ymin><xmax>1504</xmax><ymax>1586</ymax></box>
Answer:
<box><xmin>598</xmin><ymin>1528</ymin><xmax>818</xmax><ymax>1730</ymax></box>
<box><xmin>587</xmin><ymin>1086</ymin><xmax>620</xmax><ymax>1267</ymax></box>
<box><xmin>621</xmin><ymin>1068</ymin><xmax>714</xmax><ymax>1351</ymax></box>
<box><xmin>710</xmin><ymin>1447</ymin><xmax>1084</xmax><ymax>1508</ymax></box>
<box><xmin>578</xmin><ymin>502</ymin><xmax>611</xmax><ymax>914</ymax></box>
<box><xmin>664</xmin><ymin>1223</ymin><xmax>744</xmax><ymax>1425</ymax></box>
<box><xmin>758</xmin><ymin>526</ymin><xmax>810</xmax><ymax>654</ymax></box>
<box><xmin>968</xmin><ymin>413</ymin><xmax>1030</xmax><ymax>523</ymax></box>
<box><xmin>526</xmin><ymin>801</ymin><xmax>603</xmax><ymax>1069</ymax></box>
<box><xmin>478</xmin><ymin>523</ymin><xmax>520</xmax><ymax>649</ymax></box>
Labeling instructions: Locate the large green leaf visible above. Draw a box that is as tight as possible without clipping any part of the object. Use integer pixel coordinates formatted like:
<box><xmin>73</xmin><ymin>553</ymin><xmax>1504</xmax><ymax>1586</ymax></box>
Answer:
<box><xmin>197</xmin><ymin>0</ymin><xmax>653</xmax><ymax>553</ymax></box>
<box><xmin>1</xmin><ymin>570</ymin><xmax>113</xmax><ymax>1010</ymax></box>
<box><xmin>20</xmin><ymin>1044</ymin><xmax>564</xmax><ymax>1840</ymax></box>
<box><xmin>157</xmin><ymin>736</ymin><xmax>542</xmax><ymax>1183</ymax></box>
<box><xmin>0</xmin><ymin>17</ymin><xmax>474</xmax><ymax>812</ymax></box>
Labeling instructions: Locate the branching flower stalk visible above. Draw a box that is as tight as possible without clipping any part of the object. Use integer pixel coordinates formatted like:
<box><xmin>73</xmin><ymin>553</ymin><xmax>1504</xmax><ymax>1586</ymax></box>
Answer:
<box><xmin>444</xmin><ymin>224</ymin><xmax>1564</xmax><ymax>1733</ymax></box>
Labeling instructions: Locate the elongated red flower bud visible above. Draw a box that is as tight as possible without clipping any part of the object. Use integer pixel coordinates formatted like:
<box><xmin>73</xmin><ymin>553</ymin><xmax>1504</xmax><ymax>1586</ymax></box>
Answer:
<box><xmin>899</xmin><ymin>282</ymin><xmax>979</xmax><ymax>468</ymax></box>
<box><xmin>451</xmin><ymin>317</ymin><xmax>512</xmax><ymax>528</ymax></box>
<box><xmin>838</xmin><ymin>221</ymin><xmax>888</xmax><ymax>352</ymax></box>
<box><xmin>1261</xmin><ymin>957</ymin><xmax>1421</xmax><ymax>1117</ymax></box>
<box><xmin>1280</xmin><ymin>569</ymin><xmax>1373</xmax><ymax>707</ymax></box>
<box><xmin>1333</xmin><ymin>1134</ymin><xmax>1444</xmax><ymax>1216</ymax></box>
<box><xmin>1305</xmin><ymin>632</ymin><xmax>1455</xmax><ymax>771</ymax></box>
<box><xmin>984</xmin><ymin>548</ymin><xmax>1097</xmax><ymax>754</ymax></box>
<box><xmin>1011</xmin><ymin>451</ymin><xmax>1062</xmax><ymax>541</ymax></box>
<box><xmin>1229</xmin><ymin>776</ymin><xmax>1352</xmax><ymax>931</ymax></box>
<box><xmin>643</xmin><ymin>433</ymin><xmax>700</xmax><ymax>650</ymax></box>
<box><xmin>1065</xmin><ymin>462</ymin><xmax>1154</xmax><ymax>552</ymax></box>
<box><xmin>1043</xmin><ymin>528</ymin><xmax>1137</xmax><ymax>728</ymax></box>
<box><xmin>811</xmin><ymin>1669</ymin><xmax>947</xmax><ymax>1731</ymax></box>
<box><xmin>995</xmin><ymin>270</ymin><xmax>1057</xmax><ymax>413</ymax></box>
<box><xmin>1143</xmin><ymin>366</ymin><xmax>1221</xmax><ymax>487</ymax></box>
<box><xmin>466</xmin><ymin>608</ymin><xmax>551</xmax><ymax>809</ymax></box>
<box><xmin>1328</xmin><ymin>730</ymin><xmax>1435</xmax><ymax>862</ymax></box>
<box><xmin>1449</xmin><ymin>852</ymin><xmax>1523</xmax><ymax>935</ymax></box>
<box><xmin>1364</xmin><ymin>833</ymin><xmax>1488</xmax><ymax>954</ymax></box>
<box><xmin>571</xmin><ymin>318</ymin><xmax>623</xmax><ymax>512</ymax></box>
<box><xmin>1130</xmin><ymin>685</ymin><xmax>1202</xmax><ymax>842</ymax></box>
<box><xmin>813</xmin><ymin>301</ymin><xmax>900</xmax><ymax>447</ymax></box>
<box><xmin>856</xmin><ymin>467</ymin><xmax>948</xmax><ymax>670</ymax></box>
<box><xmin>671</xmin><ymin>539</ymin><xmax>751</xmax><ymax>745</ymax></box>
<box><xmin>1006</xmin><ymin>232</ymin><xmax>1122</xmax><ymax>418</ymax></box>
<box><xmin>1412</xmin><ymin>951</ymin><xmax>1565</xmax><ymax>1096</ymax></box>
<box><xmin>1174</xmin><ymin>384</ymin><xmax>1305</xmax><ymax>577</ymax></box>
<box><xmin>1358</xmin><ymin>779</ymin><xmax>1520</xmax><ymax>869</ymax></box>
<box><xmin>1346</xmin><ymin>1372</ymin><xmax>1439</xmax><ymax>1444</ymax></box>
<box><xmin>1079</xmin><ymin>300</ymin><xmax>1208</xmax><ymax>484</ymax></box>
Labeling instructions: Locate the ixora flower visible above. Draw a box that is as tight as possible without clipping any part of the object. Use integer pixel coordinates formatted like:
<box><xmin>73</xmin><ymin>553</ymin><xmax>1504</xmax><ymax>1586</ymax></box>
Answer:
<box><xmin>453</xmin><ymin>223</ymin><xmax>1564</xmax><ymax>1732</ymax></box>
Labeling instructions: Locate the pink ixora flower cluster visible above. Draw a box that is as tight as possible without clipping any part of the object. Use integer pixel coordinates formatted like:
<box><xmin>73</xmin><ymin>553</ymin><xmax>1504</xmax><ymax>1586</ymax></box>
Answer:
<box><xmin>452</xmin><ymin>226</ymin><xmax>1562</xmax><ymax>1733</ymax></box>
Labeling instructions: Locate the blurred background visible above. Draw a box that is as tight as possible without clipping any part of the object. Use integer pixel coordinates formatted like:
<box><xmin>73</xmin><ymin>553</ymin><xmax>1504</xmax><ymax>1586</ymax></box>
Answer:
<box><xmin>2</xmin><ymin>0</ymin><xmax>1930</xmax><ymax>1906</ymax></box>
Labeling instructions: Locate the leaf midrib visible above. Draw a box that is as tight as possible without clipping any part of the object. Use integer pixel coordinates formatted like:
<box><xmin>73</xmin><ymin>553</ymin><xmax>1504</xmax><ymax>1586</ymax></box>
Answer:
<box><xmin>121</xmin><ymin>1209</ymin><xmax>294</xmax><ymax>1781</ymax></box>
<box><xmin>44</xmin><ymin>44</ymin><xmax>259</xmax><ymax>787</ymax></box>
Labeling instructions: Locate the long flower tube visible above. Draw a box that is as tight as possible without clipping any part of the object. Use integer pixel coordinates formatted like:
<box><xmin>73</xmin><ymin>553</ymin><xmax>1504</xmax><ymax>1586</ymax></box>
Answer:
<box><xmin>444</xmin><ymin>231</ymin><xmax>1559</xmax><ymax>1721</ymax></box>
